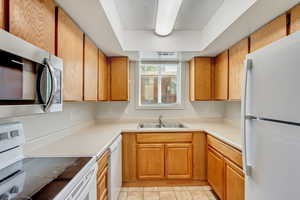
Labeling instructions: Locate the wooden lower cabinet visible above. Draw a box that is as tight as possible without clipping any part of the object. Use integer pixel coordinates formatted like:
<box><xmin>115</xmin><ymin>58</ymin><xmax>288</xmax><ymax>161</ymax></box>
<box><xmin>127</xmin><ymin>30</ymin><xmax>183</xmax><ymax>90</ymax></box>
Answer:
<box><xmin>165</xmin><ymin>143</ymin><xmax>192</xmax><ymax>179</ymax></box>
<box><xmin>97</xmin><ymin>151</ymin><xmax>109</xmax><ymax>200</ymax></box>
<box><xmin>207</xmin><ymin>136</ymin><xmax>245</xmax><ymax>200</ymax></box>
<box><xmin>137</xmin><ymin>144</ymin><xmax>165</xmax><ymax>180</ymax></box>
<box><xmin>207</xmin><ymin>147</ymin><xmax>225</xmax><ymax>199</ymax></box>
<box><xmin>225</xmin><ymin>159</ymin><xmax>245</xmax><ymax>200</ymax></box>
<box><xmin>123</xmin><ymin>132</ymin><xmax>207</xmax><ymax>186</ymax></box>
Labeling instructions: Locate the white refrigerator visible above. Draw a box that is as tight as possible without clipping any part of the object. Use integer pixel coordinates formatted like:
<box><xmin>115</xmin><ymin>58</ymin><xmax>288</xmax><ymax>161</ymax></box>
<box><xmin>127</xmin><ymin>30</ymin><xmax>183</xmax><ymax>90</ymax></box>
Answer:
<box><xmin>242</xmin><ymin>30</ymin><xmax>300</xmax><ymax>200</ymax></box>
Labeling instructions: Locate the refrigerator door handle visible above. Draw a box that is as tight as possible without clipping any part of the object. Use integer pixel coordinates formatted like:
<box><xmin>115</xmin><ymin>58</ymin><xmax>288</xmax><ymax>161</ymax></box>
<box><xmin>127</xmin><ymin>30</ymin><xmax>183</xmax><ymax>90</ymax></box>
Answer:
<box><xmin>242</xmin><ymin>59</ymin><xmax>253</xmax><ymax>176</ymax></box>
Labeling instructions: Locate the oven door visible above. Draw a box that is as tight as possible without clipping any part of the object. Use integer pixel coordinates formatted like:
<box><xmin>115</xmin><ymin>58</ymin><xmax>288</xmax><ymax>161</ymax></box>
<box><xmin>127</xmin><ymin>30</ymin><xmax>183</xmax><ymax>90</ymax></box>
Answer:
<box><xmin>0</xmin><ymin>30</ymin><xmax>63</xmax><ymax>118</ymax></box>
<box><xmin>66</xmin><ymin>165</ymin><xmax>97</xmax><ymax>200</ymax></box>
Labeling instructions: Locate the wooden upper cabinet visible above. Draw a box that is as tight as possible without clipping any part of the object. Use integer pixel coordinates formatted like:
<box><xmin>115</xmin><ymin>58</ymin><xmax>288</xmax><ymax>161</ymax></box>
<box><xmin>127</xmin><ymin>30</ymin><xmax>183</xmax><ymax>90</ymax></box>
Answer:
<box><xmin>57</xmin><ymin>8</ymin><xmax>84</xmax><ymax>101</ymax></box>
<box><xmin>250</xmin><ymin>14</ymin><xmax>287</xmax><ymax>52</ymax></box>
<box><xmin>110</xmin><ymin>57</ymin><xmax>129</xmax><ymax>101</ymax></box>
<box><xmin>225</xmin><ymin>159</ymin><xmax>245</xmax><ymax>200</ymax></box>
<box><xmin>0</xmin><ymin>0</ymin><xmax>6</xmax><ymax>29</ymax></box>
<box><xmin>208</xmin><ymin>147</ymin><xmax>225</xmax><ymax>199</ymax></box>
<box><xmin>98</xmin><ymin>50</ymin><xmax>109</xmax><ymax>101</ymax></box>
<box><xmin>83</xmin><ymin>35</ymin><xmax>98</xmax><ymax>101</ymax></box>
<box><xmin>165</xmin><ymin>143</ymin><xmax>192</xmax><ymax>179</ymax></box>
<box><xmin>9</xmin><ymin>0</ymin><xmax>55</xmax><ymax>54</ymax></box>
<box><xmin>229</xmin><ymin>38</ymin><xmax>249</xmax><ymax>100</ymax></box>
<box><xmin>290</xmin><ymin>4</ymin><xmax>300</xmax><ymax>34</ymax></box>
<box><xmin>215</xmin><ymin>50</ymin><xmax>229</xmax><ymax>100</ymax></box>
<box><xmin>137</xmin><ymin>144</ymin><xmax>165</xmax><ymax>180</ymax></box>
<box><xmin>189</xmin><ymin>57</ymin><xmax>213</xmax><ymax>101</ymax></box>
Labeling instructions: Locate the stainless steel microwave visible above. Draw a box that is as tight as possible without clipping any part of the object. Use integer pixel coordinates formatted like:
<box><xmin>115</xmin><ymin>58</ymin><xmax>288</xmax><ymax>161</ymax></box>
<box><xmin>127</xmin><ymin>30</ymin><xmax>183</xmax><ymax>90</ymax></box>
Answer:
<box><xmin>0</xmin><ymin>30</ymin><xmax>63</xmax><ymax>118</ymax></box>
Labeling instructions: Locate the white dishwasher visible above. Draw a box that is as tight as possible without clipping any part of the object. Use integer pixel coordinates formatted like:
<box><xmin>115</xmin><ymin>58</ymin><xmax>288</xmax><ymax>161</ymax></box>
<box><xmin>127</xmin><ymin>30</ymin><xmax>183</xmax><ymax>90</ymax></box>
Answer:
<box><xmin>109</xmin><ymin>135</ymin><xmax>122</xmax><ymax>200</ymax></box>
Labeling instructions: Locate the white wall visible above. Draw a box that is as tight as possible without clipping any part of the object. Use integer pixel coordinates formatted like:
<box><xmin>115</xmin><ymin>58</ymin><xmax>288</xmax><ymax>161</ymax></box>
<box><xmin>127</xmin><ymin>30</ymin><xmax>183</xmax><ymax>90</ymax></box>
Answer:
<box><xmin>224</xmin><ymin>101</ymin><xmax>241</xmax><ymax>127</ymax></box>
<box><xmin>0</xmin><ymin>102</ymin><xmax>97</xmax><ymax>142</ymax></box>
<box><xmin>96</xmin><ymin>62</ymin><xmax>225</xmax><ymax>120</ymax></box>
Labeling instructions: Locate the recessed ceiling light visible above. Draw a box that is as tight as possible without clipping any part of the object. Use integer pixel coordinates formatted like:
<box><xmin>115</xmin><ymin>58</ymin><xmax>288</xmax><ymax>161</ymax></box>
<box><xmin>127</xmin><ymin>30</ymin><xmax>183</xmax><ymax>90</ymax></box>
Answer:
<box><xmin>155</xmin><ymin>0</ymin><xmax>183</xmax><ymax>37</ymax></box>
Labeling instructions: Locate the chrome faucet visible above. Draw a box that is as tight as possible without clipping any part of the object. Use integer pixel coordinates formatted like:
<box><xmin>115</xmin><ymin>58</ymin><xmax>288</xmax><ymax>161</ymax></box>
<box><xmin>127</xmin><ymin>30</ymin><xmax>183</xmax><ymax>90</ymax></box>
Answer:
<box><xmin>158</xmin><ymin>115</ymin><xmax>163</xmax><ymax>127</ymax></box>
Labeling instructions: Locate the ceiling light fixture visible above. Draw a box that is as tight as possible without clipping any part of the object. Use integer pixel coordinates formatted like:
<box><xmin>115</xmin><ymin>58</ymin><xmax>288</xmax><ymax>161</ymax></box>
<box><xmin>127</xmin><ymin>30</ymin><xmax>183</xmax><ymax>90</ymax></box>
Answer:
<box><xmin>155</xmin><ymin>0</ymin><xmax>183</xmax><ymax>37</ymax></box>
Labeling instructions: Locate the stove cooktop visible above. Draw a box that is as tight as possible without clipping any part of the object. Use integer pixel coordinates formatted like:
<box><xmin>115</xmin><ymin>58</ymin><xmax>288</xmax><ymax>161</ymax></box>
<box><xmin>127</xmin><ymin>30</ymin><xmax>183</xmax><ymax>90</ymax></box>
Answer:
<box><xmin>0</xmin><ymin>157</ymin><xmax>92</xmax><ymax>200</ymax></box>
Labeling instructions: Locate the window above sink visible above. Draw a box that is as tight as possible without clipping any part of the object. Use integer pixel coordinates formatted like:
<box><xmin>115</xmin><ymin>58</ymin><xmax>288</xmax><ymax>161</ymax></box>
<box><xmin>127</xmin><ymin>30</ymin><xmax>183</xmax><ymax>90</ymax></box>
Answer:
<box><xmin>136</xmin><ymin>61</ymin><xmax>183</xmax><ymax>110</ymax></box>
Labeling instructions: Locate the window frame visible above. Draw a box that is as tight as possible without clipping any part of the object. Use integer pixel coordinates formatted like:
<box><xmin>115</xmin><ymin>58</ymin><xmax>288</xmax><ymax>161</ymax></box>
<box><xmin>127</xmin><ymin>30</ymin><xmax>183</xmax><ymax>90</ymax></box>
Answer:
<box><xmin>135</xmin><ymin>61</ymin><xmax>184</xmax><ymax>110</ymax></box>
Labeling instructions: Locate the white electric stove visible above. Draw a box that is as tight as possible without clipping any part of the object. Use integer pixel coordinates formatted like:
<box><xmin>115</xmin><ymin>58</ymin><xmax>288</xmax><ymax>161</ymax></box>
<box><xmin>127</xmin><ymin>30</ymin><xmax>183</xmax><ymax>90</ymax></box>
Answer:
<box><xmin>0</xmin><ymin>122</ymin><xmax>97</xmax><ymax>200</ymax></box>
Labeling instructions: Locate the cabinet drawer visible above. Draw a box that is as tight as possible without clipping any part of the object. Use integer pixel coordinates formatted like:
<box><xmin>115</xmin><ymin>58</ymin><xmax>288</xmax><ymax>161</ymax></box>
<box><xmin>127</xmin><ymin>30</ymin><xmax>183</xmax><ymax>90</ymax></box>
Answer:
<box><xmin>137</xmin><ymin>133</ymin><xmax>193</xmax><ymax>143</ymax></box>
<box><xmin>207</xmin><ymin>135</ymin><xmax>242</xmax><ymax>168</ymax></box>
<box><xmin>97</xmin><ymin>151</ymin><xmax>110</xmax><ymax>173</ymax></box>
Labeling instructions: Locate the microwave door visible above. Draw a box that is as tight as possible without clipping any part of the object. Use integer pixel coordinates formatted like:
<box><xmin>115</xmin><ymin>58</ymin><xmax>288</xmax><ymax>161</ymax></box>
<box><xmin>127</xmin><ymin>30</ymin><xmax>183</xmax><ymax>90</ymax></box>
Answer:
<box><xmin>0</xmin><ymin>52</ymin><xmax>37</xmax><ymax>103</ymax></box>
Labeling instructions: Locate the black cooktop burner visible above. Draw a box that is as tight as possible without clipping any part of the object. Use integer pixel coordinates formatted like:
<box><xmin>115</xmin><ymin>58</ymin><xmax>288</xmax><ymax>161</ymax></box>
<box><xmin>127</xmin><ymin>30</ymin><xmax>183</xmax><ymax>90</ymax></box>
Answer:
<box><xmin>0</xmin><ymin>157</ymin><xmax>92</xmax><ymax>200</ymax></box>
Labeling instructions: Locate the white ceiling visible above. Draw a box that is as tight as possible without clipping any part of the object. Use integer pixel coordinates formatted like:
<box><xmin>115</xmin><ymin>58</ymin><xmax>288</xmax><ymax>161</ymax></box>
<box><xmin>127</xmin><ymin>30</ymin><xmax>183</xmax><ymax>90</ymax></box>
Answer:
<box><xmin>55</xmin><ymin>0</ymin><xmax>300</xmax><ymax>60</ymax></box>
<box><xmin>113</xmin><ymin>0</ymin><xmax>224</xmax><ymax>30</ymax></box>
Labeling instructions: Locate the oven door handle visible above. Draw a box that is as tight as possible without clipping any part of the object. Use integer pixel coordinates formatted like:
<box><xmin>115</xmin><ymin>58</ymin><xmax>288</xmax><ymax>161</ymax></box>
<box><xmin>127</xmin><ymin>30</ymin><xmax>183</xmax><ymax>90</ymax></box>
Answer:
<box><xmin>43</xmin><ymin>58</ymin><xmax>57</xmax><ymax>112</ymax></box>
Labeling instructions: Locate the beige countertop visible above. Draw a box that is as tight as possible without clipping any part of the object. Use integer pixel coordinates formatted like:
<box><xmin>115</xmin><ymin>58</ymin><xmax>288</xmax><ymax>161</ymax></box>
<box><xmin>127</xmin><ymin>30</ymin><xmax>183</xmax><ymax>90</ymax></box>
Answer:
<box><xmin>25</xmin><ymin>120</ymin><xmax>242</xmax><ymax>160</ymax></box>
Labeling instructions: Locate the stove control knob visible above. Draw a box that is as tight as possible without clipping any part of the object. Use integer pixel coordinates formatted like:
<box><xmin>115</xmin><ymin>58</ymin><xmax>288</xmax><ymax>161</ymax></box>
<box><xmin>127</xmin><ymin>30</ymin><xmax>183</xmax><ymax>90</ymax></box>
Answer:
<box><xmin>10</xmin><ymin>186</ymin><xmax>19</xmax><ymax>194</ymax></box>
<box><xmin>0</xmin><ymin>194</ymin><xmax>9</xmax><ymax>200</ymax></box>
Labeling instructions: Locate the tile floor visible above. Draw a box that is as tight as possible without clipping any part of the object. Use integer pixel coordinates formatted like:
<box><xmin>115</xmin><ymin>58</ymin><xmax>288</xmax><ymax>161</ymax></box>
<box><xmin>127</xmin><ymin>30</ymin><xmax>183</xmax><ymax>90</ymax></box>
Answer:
<box><xmin>118</xmin><ymin>186</ymin><xmax>218</xmax><ymax>200</ymax></box>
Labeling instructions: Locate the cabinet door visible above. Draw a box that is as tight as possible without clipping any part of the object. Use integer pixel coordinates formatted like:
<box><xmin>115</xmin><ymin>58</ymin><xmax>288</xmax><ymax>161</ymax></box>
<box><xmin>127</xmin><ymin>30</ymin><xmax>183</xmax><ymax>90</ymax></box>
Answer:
<box><xmin>165</xmin><ymin>143</ymin><xmax>192</xmax><ymax>179</ymax></box>
<box><xmin>208</xmin><ymin>147</ymin><xmax>224</xmax><ymax>199</ymax></box>
<box><xmin>97</xmin><ymin>166</ymin><xmax>108</xmax><ymax>200</ymax></box>
<box><xmin>137</xmin><ymin>144</ymin><xmax>164</xmax><ymax>180</ymax></box>
<box><xmin>122</xmin><ymin>133</ymin><xmax>137</xmax><ymax>182</ymax></box>
<box><xmin>57</xmin><ymin>8</ymin><xmax>84</xmax><ymax>101</ymax></box>
<box><xmin>0</xmin><ymin>0</ymin><xmax>6</xmax><ymax>29</ymax></box>
<box><xmin>97</xmin><ymin>151</ymin><xmax>109</xmax><ymax>200</ymax></box>
<box><xmin>110</xmin><ymin>57</ymin><xmax>129</xmax><ymax>101</ymax></box>
<box><xmin>84</xmin><ymin>35</ymin><xmax>98</xmax><ymax>101</ymax></box>
<box><xmin>250</xmin><ymin>14</ymin><xmax>287</xmax><ymax>52</ymax></box>
<box><xmin>215</xmin><ymin>50</ymin><xmax>229</xmax><ymax>100</ymax></box>
<box><xmin>193</xmin><ymin>132</ymin><xmax>207</xmax><ymax>180</ymax></box>
<box><xmin>9</xmin><ymin>0</ymin><xmax>55</xmax><ymax>54</ymax></box>
<box><xmin>229</xmin><ymin>38</ymin><xmax>249</xmax><ymax>100</ymax></box>
<box><xmin>98</xmin><ymin>50</ymin><xmax>109</xmax><ymax>101</ymax></box>
<box><xmin>291</xmin><ymin>4</ymin><xmax>300</xmax><ymax>34</ymax></box>
<box><xmin>190</xmin><ymin>57</ymin><xmax>212</xmax><ymax>101</ymax></box>
<box><xmin>225</xmin><ymin>159</ymin><xmax>245</xmax><ymax>200</ymax></box>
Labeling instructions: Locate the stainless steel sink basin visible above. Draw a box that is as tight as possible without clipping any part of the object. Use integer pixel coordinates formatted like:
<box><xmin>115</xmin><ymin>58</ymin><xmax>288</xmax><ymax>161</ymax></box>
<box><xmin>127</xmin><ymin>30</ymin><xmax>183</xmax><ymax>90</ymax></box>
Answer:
<box><xmin>162</xmin><ymin>122</ymin><xmax>186</xmax><ymax>128</ymax></box>
<box><xmin>138</xmin><ymin>121</ymin><xmax>186</xmax><ymax>129</ymax></box>
<box><xmin>138</xmin><ymin>122</ymin><xmax>162</xmax><ymax>128</ymax></box>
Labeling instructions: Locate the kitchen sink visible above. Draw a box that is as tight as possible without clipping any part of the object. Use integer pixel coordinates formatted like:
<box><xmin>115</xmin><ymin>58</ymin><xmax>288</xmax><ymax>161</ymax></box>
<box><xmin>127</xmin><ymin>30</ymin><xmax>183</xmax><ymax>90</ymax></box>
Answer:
<box><xmin>138</xmin><ymin>121</ymin><xmax>186</xmax><ymax>129</ymax></box>
<box><xmin>162</xmin><ymin>122</ymin><xmax>186</xmax><ymax>128</ymax></box>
